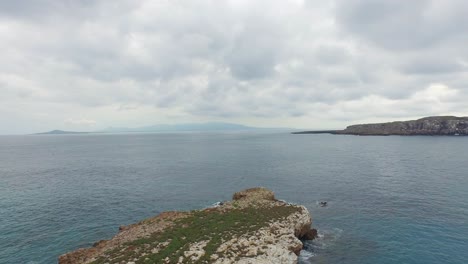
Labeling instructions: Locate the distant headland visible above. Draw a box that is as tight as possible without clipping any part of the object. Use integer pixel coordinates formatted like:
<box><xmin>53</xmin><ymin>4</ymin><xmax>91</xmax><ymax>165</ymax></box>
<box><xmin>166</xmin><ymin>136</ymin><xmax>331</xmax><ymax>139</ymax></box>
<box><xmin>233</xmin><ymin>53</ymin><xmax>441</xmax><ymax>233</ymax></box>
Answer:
<box><xmin>293</xmin><ymin>116</ymin><xmax>468</xmax><ymax>136</ymax></box>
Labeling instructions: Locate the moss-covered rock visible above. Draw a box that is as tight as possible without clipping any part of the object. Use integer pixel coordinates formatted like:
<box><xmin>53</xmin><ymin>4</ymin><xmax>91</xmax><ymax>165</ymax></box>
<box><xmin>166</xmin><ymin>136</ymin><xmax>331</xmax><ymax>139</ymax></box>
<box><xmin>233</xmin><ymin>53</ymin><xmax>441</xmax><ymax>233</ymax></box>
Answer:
<box><xmin>59</xmin><ymin>188</ymin><xmax>314</xmax><ymax>264</ymax></box>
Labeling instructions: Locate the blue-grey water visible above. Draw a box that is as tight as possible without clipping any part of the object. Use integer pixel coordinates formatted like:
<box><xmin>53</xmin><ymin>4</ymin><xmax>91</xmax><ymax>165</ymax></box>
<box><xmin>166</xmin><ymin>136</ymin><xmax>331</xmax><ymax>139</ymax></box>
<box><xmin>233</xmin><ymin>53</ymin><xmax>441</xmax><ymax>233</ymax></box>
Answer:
<box><xmin>1</xmin><ymin>132</ymin><xmax>467</xmax><ymax>264</ymax></box>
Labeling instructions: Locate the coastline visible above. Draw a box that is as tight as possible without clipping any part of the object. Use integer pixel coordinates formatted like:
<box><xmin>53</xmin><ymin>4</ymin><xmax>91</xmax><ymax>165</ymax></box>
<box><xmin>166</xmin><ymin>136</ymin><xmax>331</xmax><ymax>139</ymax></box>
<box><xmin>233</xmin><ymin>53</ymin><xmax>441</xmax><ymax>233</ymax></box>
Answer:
<box><xmin>292</xmin><ymin>116</ymin><xmax>468</xmax><ymax>136</ymax></box>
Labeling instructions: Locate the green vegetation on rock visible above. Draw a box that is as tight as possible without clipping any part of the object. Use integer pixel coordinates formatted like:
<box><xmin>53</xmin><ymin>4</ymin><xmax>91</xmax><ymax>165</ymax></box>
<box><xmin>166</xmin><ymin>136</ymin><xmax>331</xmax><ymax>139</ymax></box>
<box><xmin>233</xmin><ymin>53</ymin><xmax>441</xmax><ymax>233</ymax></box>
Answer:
<box><xmin>91</xmin><ymin>205</ymin><xmax>301</xmax><ymax>264</ymax></box>
<box><xmin>59</xmin><ymin>188</ymin><xmax>313</xmax><ymax>264</ymax></box>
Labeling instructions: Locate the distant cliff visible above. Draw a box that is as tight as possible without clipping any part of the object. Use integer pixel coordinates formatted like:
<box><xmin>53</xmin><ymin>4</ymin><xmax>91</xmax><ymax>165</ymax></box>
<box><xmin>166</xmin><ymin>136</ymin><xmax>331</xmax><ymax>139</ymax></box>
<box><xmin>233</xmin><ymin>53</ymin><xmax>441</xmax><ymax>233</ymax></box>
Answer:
<box><xmin>337</xmin><ymin>116</ymin><xmax>468</xmax><ymax>135</ymax></box>
<box><xmin>293</xmin><ymin>116</ymin><xmax>468</xmax><ymax>136</ymax></box>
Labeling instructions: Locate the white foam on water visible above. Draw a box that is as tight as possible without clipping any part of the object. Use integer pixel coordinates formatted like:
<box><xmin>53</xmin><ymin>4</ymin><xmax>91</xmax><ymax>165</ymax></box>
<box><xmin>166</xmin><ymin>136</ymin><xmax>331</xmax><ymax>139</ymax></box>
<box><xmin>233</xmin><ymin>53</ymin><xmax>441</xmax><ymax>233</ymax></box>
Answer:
<box><xmin>298</xmin><ymin>248</ymin><xmax>316</xmax><ymax>262</ymax></box>
<box><xmin>299</xmin><ymin>228</ymin><xmax>343</xmax><ymax>263</ymax></box>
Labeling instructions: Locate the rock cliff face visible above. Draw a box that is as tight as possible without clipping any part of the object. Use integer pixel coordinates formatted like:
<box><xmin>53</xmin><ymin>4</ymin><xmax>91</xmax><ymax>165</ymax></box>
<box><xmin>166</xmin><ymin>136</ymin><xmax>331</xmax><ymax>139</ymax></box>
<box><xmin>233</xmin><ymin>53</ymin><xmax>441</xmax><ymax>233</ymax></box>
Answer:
<box><xmin>336</xmin><ymin>116</ymin><xmax>468</xmax><ymax>136</ymax></box>
<box><xmin>59</xmin><ymin>188</ymin><xmax>315</xmax><ymax>264</ymax></box>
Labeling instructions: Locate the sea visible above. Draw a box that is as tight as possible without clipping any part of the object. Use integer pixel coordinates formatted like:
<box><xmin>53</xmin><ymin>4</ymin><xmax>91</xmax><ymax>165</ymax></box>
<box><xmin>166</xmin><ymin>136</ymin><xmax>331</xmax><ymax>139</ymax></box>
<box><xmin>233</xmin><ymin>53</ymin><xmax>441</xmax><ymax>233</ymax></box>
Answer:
<box><xmin>0</xmin><ymin>132</ymin><xmax>467</xmax><ymax>264</ymax></box>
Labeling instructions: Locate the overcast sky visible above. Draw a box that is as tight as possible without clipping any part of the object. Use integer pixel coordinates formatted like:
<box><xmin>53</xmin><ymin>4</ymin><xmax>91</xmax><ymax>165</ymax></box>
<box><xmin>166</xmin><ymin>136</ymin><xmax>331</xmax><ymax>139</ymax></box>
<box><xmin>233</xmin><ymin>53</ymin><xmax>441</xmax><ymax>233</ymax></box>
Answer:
<box><xmin>1</xmin><ymin>0</ymin><xmax>467</xmax><ymax>134</ymax></box>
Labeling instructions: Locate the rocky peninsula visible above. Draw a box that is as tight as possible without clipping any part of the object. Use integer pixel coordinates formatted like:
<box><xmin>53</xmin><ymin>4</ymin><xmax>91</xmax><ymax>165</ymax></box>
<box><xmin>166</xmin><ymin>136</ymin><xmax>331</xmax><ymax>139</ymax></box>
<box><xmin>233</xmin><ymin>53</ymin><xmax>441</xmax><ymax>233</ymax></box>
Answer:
<box><xmin>59</xmin><ymin>188</ymin><xmax>316</xmax><ymax>264</ymax></box>
<box><xmin>293</xmin><ymin>116</ymin><xmax>468</xmax><ymax>136</ymax></box>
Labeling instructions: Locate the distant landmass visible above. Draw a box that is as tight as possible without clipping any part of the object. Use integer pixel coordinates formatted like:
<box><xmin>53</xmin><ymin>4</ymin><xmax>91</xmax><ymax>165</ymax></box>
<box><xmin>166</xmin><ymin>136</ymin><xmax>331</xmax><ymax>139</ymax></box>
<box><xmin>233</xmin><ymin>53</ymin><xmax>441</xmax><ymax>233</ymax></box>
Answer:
<box><xmin>101</xmin><ymin>122</ymin><xmax>289</xmax><ymax>133</ymax></box>
<box><xmin>293</xmin><ymin>116</ymin><xmax>468</xmax><ymax>136</ymax></box>
<box><xmin>292</xmin><ymin>130</ymin><xmax>339</xmax><ymax>135</ymax></box>
<box><xmin>35</xmin><ymin>122</ymin><xmax>290</xmax><ymax>135</ymax></box>
<box><xmin>35</xmin><ymin>130</ymin><xmax>89</xmax><ymax>135</ymax></box>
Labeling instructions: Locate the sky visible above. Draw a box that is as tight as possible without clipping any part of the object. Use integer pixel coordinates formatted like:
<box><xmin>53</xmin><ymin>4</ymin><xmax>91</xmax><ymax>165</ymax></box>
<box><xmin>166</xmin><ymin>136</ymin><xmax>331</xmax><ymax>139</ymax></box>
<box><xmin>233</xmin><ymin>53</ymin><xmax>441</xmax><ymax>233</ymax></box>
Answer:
<box><xmin>1</xmin><ymin>0</ymin><xmax>468</xmax><ymax>134</ymax></box>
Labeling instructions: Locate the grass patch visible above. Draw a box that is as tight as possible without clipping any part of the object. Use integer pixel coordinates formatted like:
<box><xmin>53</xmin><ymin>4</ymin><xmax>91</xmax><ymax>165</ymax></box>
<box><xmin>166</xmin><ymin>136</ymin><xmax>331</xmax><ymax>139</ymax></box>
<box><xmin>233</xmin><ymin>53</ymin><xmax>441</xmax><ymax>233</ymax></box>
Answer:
<box><xmin>91</xmin><ymin>205</ymin><xmax>301</xmax><ymax>264</ymax></box>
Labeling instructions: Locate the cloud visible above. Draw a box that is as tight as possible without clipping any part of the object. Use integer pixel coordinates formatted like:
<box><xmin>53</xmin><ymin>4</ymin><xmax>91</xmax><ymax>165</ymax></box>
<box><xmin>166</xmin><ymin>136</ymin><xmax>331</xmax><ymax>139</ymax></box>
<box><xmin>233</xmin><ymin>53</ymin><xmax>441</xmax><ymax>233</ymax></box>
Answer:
<box><xmin>332</xmin><ymin>83</ymin><xmax>461</xmax><ymax>118</ymax></box>
<box><xmin>399</xmin><ymin>56</ymin><xmax>466</xmax><ymax>75</ymax></box>
<box><xmin>0</xmin><ymin>0</ymin><xmax>467</xmax><ymax>134</ymax></box>
<box><xmin>334</xmin><ymin>0</ymin><xmax>468</xmax><ymax>50</ymax></box>
<box><xmin>64</xmin><ymin>118</ymin><xmax>97</xmax><ymax>126</ymax></box>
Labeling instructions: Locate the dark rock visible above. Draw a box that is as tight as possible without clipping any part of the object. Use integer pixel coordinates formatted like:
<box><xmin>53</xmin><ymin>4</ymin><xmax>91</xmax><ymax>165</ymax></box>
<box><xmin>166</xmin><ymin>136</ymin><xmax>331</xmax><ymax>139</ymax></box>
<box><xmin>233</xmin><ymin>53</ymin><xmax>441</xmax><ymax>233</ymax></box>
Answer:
<box><xmin>92</xmin><ymin>240</ymin><xmax>107</xmax><ymax>247</ymax></box>
<box><xmin>301</xmin><ymin>229</ymin><xmax>318</xmax><ymax>240</ymax></box>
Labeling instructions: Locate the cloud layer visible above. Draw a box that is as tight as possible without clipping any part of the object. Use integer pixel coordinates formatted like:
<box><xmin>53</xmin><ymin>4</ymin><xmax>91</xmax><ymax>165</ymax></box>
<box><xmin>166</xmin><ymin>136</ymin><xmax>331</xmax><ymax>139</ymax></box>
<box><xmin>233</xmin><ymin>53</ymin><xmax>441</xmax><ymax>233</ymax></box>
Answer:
<box><xmin>1</xmin><ymin>0</ymin><xmax>467</xmax><ymax>134</ymax></box>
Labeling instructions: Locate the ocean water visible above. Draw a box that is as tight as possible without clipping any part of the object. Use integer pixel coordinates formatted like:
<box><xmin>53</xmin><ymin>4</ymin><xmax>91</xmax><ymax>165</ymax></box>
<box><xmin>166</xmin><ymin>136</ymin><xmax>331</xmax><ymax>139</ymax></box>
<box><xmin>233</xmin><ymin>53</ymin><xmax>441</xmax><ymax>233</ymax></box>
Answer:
<box><xmin>0</xmin><ymin>132</ymin><xmax>467</xmax><ymax>264</ymax></box>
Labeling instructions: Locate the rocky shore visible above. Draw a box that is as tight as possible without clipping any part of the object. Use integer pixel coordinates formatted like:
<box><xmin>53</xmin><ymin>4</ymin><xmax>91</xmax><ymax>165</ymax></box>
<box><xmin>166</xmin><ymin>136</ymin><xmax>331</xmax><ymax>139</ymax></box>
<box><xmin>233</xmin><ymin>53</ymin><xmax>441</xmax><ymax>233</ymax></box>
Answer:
<box><xmin>293</xmin><ymin>116</ymin><xmax>468</xmax><ymax>136</ymax></box>
<box><xmin>59</xmin><ymin>188</ymin><xmax>316</xmax><ymax>264</ymax></box>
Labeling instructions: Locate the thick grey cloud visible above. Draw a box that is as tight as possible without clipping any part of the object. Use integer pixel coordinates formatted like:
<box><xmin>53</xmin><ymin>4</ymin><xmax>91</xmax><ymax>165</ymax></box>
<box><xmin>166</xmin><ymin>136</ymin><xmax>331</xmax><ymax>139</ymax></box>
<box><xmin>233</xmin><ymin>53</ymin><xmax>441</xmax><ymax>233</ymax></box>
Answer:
<box><xmin>0</xmin><ymin>0</ymin><xmax>467</xmax><ymax>134</ymax></box>
<box><xmin>335</xmin><ymin>0</ymin><xmax>468</xmax><ymax>50</ymax></box>
<box><xmin>400</xmin><ymin>57</ymin><xmax>465</xmax><ymax>75</ymax></box>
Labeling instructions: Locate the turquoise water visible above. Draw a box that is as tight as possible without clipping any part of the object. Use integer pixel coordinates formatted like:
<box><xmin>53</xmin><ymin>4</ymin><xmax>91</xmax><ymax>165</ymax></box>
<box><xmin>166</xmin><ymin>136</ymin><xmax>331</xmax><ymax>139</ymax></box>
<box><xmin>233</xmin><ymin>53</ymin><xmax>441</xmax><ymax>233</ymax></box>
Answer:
<box><xmin>0</xmin><ymin>133</ymin><xmax>467</xmax><ymax>263</ymax></box>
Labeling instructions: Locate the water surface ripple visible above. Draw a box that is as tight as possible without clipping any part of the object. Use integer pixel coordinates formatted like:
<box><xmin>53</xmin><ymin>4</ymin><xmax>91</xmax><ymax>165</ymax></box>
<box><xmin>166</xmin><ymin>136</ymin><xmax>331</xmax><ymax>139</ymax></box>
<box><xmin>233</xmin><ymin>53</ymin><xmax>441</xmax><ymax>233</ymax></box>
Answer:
<box><xmin>0</xmin><ymin>133</ymin><xmax>467</xmax><ymax>263</ymax></box>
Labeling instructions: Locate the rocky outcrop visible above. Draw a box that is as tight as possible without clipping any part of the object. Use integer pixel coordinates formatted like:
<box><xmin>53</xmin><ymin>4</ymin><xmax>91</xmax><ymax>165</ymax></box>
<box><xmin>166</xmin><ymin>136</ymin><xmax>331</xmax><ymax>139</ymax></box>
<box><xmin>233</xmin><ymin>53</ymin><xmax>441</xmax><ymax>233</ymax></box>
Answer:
<box><xmin>293</xmin><ymin>116</ymin><xmax>468</xmax><ymax>136</ymax></box>
<box><xmin>336</xmin><ymin>116</ymin><xmax>468</xmax><ymax>135</ymax></box>
<box><xmin>59</xmin><ymin>187</ymin><xmax>315</xmax><ymax>264</ymax></box>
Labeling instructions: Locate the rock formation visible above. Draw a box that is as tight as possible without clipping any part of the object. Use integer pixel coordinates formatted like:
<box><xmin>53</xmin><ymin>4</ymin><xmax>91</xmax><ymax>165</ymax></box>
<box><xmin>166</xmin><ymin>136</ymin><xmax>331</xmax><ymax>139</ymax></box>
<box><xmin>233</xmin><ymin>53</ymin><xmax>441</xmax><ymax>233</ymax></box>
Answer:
<box><xmin>336</xmin><ymin>116</ymin><xmax>468</xmax><ymax>135</ymax></box>
<box><xmin>58</xmin><ymin>187</ymin><xmax>315</xmax><ymax>264</ymax></box>
<box><xmin>293</xmin><ymin>116</ymin><xmax>468</xmax><ymax>136</ymax></box>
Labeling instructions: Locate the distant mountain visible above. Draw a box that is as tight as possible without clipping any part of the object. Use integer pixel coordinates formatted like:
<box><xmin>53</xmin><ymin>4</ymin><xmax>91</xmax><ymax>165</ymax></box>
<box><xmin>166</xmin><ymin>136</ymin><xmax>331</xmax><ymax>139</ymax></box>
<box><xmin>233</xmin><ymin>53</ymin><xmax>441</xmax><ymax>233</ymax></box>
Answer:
<box><xmin>102</xmin><ymin>122</ymin><xmax>289</xmax><ymax>133</ymax></box>
<box><xmin>293</xmin><ymin>116</ymin><xmax>468</xmax><ymax>136</ymax></box>
<box><xmin>34</xmin><ymin>123</ymin><xmax>291</xmax><ymax>135</ymax></box>
<box><xmin>35</xmin><ymin>130</ymin><xmax>89</xmax><ymax>135</ymax></box>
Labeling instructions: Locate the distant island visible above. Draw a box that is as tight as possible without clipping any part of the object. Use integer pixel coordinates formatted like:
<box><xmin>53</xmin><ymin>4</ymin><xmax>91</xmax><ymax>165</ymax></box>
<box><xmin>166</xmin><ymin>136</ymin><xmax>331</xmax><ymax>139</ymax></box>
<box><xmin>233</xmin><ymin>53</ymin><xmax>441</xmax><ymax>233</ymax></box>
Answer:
<box><xmin>34</xmin><ymin>122</ymin><xmax>290</xmax><ymax>135</ymax></box>
<box><xmin>35</xmin><ymin>130</ymin><xmax>90</xmax><ymax>135</ymax></box>
<box><xmin>101</xmin><ymin>122</ymin><xmax>289</xmax><ymax>133</ymax></box>
<box><xmin>293</xmin><ymin>116</ymin><xmax>468</xmax><ymax>136</ymax></box>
